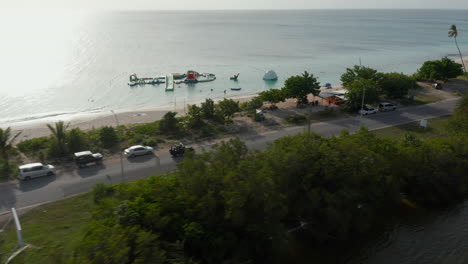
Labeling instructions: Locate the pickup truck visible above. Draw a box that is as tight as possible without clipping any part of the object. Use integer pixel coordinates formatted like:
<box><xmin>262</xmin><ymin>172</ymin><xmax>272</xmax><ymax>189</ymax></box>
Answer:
<box><xmin>74</xmin><ymin>151</ymin><xmax>103</xmax><ymax>168</ymax></box>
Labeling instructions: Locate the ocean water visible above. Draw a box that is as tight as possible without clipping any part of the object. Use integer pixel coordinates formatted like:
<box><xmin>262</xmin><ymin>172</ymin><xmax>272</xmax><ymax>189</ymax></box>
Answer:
<box><xmin>1</xmin><ymin>9</ymin><xmax>467</xmax><ymax>126</ymax></box>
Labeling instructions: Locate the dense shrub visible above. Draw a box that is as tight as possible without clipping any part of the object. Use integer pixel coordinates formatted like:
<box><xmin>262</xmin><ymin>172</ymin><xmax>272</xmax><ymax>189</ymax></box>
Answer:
<box><xmin>67</xmin><ymin>128</ymin><xmax>88</xmax><ymax>154</ymax></box>
<box><xmin>380</xmin><ymin>72</ymin><xmax>417</xmax><ymax>98</ymax></box>
<box><xmin>16</xmin><ymin>137</ymin><xmax>50</xmax><ymax>153</ymax></box>
<box><xmin>132</xmin><ymin>122</ymin><xmax>159</xmax><ymax>135</ymax></box>
<box><xmin>415</xmin><ymin>57</ymin><xmax>464</xmax><ymax>81</ymax></box>
<box><xmin>99</xmin><ymin>126</ymin><xmax>119</xmax><ymax>149</ymax></box>
<box><xmin>158</xmin><ymin>112</ymin><xmax>180</xmax><ymax>134</ymax></box>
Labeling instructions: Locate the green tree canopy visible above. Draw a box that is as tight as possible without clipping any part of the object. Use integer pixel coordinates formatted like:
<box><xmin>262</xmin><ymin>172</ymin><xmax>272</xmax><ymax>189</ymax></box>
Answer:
<box><xmin>344</xmin><ymin>78</ymin><xmax>380</xmax><ymax>111</ymax></box>
<box><xmin>200</xmin><ymin>98</ymin><xmax>215</xmax><ymax>119</ymax></box>
<box><xmin>259</xmin><ymin>89</ymin><xmax>286</xmax><ymax>105</ymax></box>
<box><xmin>379</xmin><ymin>72</ymin><xmax>416</xmax><ymax>98</ymax></box>
<box><xmin>415</xmin><ymin>57</ymin><xmax>464</xmax><ymax>81</ymax></box>
<box><xmin>283</xmin><ymin>71</ymin><xmax>321</xmax><ymax>105</ymax></box>
<box><xmin>67</xmin><ymin>128</ymin><xmax>88</xmax><ymax>154</ymax></box>
<box><xmin>341</xmin><ymin>65</ymin><xmax>382</xmax><ymax>87</ymax></box>
<box><xmin>99</xmin><ymin>126</ymin><xmax>119</xmax><ymax>149</ymax></box>
<box><xmin>158</xmin><ymin>111</ymin><xmax>180</xmax><ymax>134</ymax></box>
<box><xmin>215</xmin><ymin>98</ymin><xmax>240</xmax><ymax>122</ymax></box>
<box><xmin>187</xmin><ymin>104</ymin><xmax>204</xmax><ymax>129</ymax></box>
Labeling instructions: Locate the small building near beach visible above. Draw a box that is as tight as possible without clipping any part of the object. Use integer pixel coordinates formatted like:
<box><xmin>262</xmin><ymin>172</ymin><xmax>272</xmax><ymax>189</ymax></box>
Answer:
<box><xmin>319</xmin><ymin>89</ymin><xmax>347</xmax><ymax>105</ymax></box>
<box><xmin>263</xmin><ymin>70</ymin><xmax>278</xmax><ymax>80</ymax></box>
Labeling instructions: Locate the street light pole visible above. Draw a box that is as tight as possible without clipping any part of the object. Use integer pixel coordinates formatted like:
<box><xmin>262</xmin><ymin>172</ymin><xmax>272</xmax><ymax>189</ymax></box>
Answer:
<box><xmin>111</xmin><ymin>110</ymin><xmax>124</xmax><ymax>181</ymax></box>
<box><xmin>360</xmin><ymin>82</ymin><xmax>366</xmax><ymax>117</ymax></box>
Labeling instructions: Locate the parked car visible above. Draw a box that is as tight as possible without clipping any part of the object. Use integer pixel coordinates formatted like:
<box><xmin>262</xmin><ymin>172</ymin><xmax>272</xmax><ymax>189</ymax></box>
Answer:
<box><xmin>358</xmin><ymin>106</ymin><xmax>377</xmax><ymax>115</ymax></box>
<box><xmin>169</xmin><ymin>143</ymin><xmax>194</xmax><ymax>157</ymax></box>
<box><xmin>124</xmin><ymin>145</ymin><xmax>154</xmax><ymax>158</ymax></box>
<box><xmin>378</xmin><ymin>102</ymin><xmax>397</xmax><ymax>112</ymax></box>
<box><xmin>74</xmin><ymin>151</ymin><xmax>103</xmax><ymax>168</ymax></box>
<box><xmin>18</xmin><ymin>163</ymin><xmax>55</xmax><ymax>181</ymax></box>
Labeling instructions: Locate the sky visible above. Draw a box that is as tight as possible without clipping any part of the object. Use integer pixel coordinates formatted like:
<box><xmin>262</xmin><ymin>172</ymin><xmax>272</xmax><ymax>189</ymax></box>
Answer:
<box><xmin>2</xmin><ymin>0</ymin><xmax>468</xmax><ymax>10</ymax></box>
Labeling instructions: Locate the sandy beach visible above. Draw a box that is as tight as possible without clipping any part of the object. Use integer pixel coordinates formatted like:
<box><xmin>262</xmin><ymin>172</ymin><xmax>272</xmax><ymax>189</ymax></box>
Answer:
<box><xmin>5</xmin><ymin>93</ymin><xmax>268</xmax><ymax>143</ymax></box>
<box><xmin>4</xmin><ymin>85</ymin><xmax>345</xmax><ymax>144</ymax></box>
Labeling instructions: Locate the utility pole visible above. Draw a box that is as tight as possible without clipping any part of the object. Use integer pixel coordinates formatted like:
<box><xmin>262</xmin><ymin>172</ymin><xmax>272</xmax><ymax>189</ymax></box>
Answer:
<box><xmin>360</xmin><ymin>85</ymin><xmax>366</xmax><ymax>116</ymax></box>
<box><xmin>111</xmin><ymin>110</ymin><xmax>124</xmax><ymax>181</ymax></box>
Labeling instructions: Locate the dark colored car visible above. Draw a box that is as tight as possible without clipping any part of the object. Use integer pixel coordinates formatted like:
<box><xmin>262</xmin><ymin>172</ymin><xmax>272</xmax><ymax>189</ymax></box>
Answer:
<box><xmin>169</xmin><ymin>143</ymin><xmax>194</xmax><ymax>157</ymax></box>
<box><xmin>74</xmin><ymin>151</ymin><xmax>103</xmax><ymax>168</ymax></box>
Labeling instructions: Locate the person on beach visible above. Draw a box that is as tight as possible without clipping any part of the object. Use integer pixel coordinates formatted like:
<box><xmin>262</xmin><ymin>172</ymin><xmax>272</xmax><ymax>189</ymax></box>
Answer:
<box><xmin>224</xmin><ymin>90</ymin><xmax>226</xmax><ymax>94</ymax></box>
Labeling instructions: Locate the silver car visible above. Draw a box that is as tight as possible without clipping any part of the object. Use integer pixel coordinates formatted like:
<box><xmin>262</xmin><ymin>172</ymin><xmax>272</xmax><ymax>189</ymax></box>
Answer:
<box><xmin>124</xmin><ymin>145</ymin><xmax>154</xmax><ymax>158</ymax></box>
<box><xmin>378</xmin><ymin>102</ymin><xmax>396</xmax><ymax>112</ymax></box>
<box><xmin>18</xmin><ymin>163</ymin><xmax>55</xmax><ymax>181</ymax></box>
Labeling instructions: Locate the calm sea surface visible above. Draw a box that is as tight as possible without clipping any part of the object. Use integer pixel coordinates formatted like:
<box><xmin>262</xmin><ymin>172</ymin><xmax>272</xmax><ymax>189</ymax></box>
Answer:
<box><xmin>1</xmin><ymin>9</ymin><xmax>468</xmax><ymax>263</ymax></box>
<box><xmin>1</xmin><ymin>9</ymin><xmax>468</xmax><ymax>126</ymax></box>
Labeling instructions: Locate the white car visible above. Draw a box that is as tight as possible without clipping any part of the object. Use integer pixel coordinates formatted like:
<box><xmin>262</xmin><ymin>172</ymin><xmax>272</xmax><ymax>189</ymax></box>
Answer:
<box><xmin>124</xmin><ymin>145</ymin><xmax>154</xmax><ymax>158</ymax></box>
<box><xmin>18</xmin><ymin>163</ymin><xmax>55</xmax><ymax>181</ymax></box>
<box><xmin>359</xmin><ymin>107</ymin><xmax>377</xmax><ymax>115</ymax></box>
<box><xmin>378</xmin><ymin>102</ymin><xmax>396</xmax><ymax>112</ymax></box>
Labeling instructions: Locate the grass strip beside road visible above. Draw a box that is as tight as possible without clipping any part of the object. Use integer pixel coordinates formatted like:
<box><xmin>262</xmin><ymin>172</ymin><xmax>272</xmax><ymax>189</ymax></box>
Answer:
<box><xmin>0</xmin><ymin>194</ymin><xmax>93</xmax><ymax>264</ymax></box>
<box><xmin>372</xmin><ymin>115</ymin><xmax>451</xmax><ymax>139</ymax></box>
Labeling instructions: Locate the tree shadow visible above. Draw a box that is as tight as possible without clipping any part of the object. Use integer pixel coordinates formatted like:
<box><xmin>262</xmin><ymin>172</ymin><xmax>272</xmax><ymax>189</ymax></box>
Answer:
<box><xmin>126</xmin><ymin>153</ymin><xmax>155</xmax><ymax>163</ymax></box>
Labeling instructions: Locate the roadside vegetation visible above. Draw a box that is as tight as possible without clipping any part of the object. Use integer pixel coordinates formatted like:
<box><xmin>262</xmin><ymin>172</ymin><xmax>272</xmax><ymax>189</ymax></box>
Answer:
<box><xmin>1</xmin><ymin>96</ymin><xmax>467</xmax><ymax>264</ymax></box>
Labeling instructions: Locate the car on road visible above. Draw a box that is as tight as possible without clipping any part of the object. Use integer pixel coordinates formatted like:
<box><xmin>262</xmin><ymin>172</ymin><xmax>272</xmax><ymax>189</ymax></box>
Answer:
<box><xmin>124</xmin><ymin>145</ymin><xmax>154</xmax><ymax>158</ymax></box>
<box><xmin>378</xmin><ymin>102</ymin><xmax>396</xmax><ymax>112</ymax></box>
<box><xmin>169</xmin><ymin>143</ymin><xmax>194</xmax><ymax>157</ymax></box>
<box><xmin>358</xmin><ymin>106</ymin><xmax>377</xmax><ymax>115</ymax></box>
<box><xmin>74</xmin><ymin>151</ymin><xmax>103</xmax><ymax>168</ymax></box>
<box><xmin>18</xmin><ymin>163</ymin><xmax>55</xmax><ymax>181</ymax></box>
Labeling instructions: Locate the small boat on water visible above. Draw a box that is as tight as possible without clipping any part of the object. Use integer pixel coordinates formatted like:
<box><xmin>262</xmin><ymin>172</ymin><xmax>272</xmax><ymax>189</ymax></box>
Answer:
<box><xmin>230</xmin><ymin>73</ymin><xmax>240</xmax><ymax>80</ymax></box>
<box><xmin>231</xmin><ymin>88</ymin><xmax>242</xmax><ymax>91</ymax></box>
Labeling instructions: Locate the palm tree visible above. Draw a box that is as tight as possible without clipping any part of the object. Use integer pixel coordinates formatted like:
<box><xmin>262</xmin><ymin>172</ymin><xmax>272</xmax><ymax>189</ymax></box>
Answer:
<box><xmin>0</xmin><ymin>127</ymin><xmax>21</xmax><ymax>160</ymax></box>
<box><xmin>47</xmin><ymin>121</ymin><xmax>70</xmax><ymax>157</ymax></box>
<box><xmin>0</xmin><ymin>127</ymin><xmax>11</xmax><ymax>159</ymax></box>
<box><xmin>448</xmin><ymin>25</ymin><xmax>467</xmax><ymax>74</ymax></box>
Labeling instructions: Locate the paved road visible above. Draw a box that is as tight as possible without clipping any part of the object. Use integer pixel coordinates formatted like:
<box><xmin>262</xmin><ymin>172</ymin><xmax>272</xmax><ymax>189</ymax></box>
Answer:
<box><xmin>0</xmin><ymin>98</ymin><xmax>458</xmax><ymax>214</ymax></box>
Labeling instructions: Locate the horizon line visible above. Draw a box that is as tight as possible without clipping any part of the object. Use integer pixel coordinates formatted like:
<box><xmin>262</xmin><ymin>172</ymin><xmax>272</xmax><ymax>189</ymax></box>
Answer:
<box><xmin>3</xmin><ymin>7</ymin><xmax>468</xmax><ymax>11</ymax></box>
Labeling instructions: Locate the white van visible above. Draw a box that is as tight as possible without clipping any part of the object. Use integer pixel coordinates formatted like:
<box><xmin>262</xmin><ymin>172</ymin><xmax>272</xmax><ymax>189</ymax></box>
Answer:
<box><xmin>18</xmin><ymin>163</ymin><xmax>55</xmax><ymax>181</ymax></box>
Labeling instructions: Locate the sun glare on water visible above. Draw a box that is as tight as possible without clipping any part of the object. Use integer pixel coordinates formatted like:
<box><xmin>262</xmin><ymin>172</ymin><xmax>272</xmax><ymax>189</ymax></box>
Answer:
<box><xmin>0</xmin><ymin>10</ymin><xmax>88</xmax><ymax>97</ymax></box>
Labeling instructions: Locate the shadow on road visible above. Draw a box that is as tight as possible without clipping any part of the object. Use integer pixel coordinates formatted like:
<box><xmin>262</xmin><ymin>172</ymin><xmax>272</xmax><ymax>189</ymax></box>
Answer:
<box><xmin>126</xmin><ymin>153</ymin><xmax>155</xmax><ymax>163</ymax></box>
<box><xmin>18</xmin><ymin>174</ymin><xmax>57</xmax><ymax>192</ymax></box>
<box><xmin>0</xmin><ymin>183</ymin><xmax>17</xmax><ymax>212</ymax></box>
<box><xmin>76</xmin><ymin>164</ymin><xmax>107</xmax><ymax>178</ymax></box>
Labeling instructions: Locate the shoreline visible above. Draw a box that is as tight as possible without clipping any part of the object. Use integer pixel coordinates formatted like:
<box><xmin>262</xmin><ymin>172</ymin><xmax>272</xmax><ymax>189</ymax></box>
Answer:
<box><xmin>6</xmin><ymin>92</ymin><xmax>264</xmax><ymax>143</ymax></box>
<box><xmin>6</xmin><ymin>85</ymin><xmax>344</xmax><ymax>143</ymax></box>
